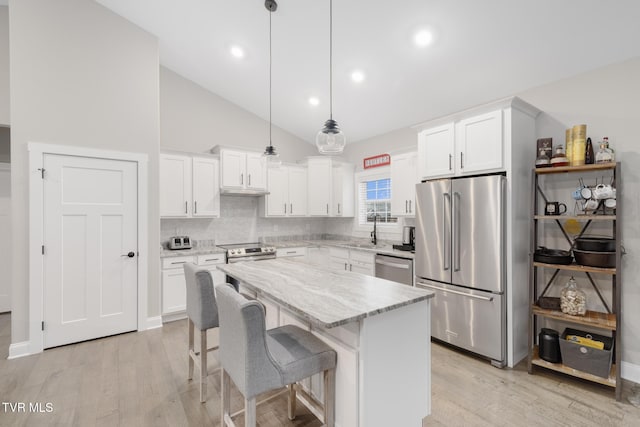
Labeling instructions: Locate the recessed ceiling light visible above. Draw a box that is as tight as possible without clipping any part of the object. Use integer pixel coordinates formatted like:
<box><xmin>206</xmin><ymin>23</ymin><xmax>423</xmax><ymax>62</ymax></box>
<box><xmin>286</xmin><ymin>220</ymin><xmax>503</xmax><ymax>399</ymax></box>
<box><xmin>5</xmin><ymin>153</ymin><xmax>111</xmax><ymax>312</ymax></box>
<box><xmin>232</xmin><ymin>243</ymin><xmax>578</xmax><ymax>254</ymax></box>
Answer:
<box><xmin>308</xmin><ymin>97</ymin><xmax>320</xmax><ymax>106</ymax></box>
<box><xmin>230</xmin><ymin>45</ymin><xmax>245</xmax><ymax>58</ymax></box>
<box><xmin>414</xmin><ymin>30</ymin><xmax>433</xmax><ymax>47</ymax></box>
<box><xmin>351</xmin><ymin>70</ymin><xmax>365</xmax><ymax>83</ymax></box>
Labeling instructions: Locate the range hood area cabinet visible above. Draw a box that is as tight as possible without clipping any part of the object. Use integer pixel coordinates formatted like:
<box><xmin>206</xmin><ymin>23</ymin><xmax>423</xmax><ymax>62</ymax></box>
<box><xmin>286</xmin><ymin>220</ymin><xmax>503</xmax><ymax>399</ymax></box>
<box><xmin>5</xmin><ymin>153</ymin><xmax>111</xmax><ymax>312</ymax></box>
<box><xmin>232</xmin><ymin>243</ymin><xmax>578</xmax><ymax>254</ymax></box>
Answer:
<box><xmin>259</xmin><ymin>165</ymin><xmax>308</xmax><ymax>217</ymax></box>
<box><xmin>212</xmin><ymin>146</ymin><xmax>267</xmax><ymax>194</ymax></box>
<box><xmin>159</xmin><ymin>153</ymin><xmax>220</xmax><ymax>218</ymax></box>
<box><xmin>305</xmin><ymin>157</ymin><xmax>354</xmax><ymax>217</ymax></box>
<box><xmin>390</xmin><ymin>151</ymin><xmax>419</xmax><ymax>217</ymax></box>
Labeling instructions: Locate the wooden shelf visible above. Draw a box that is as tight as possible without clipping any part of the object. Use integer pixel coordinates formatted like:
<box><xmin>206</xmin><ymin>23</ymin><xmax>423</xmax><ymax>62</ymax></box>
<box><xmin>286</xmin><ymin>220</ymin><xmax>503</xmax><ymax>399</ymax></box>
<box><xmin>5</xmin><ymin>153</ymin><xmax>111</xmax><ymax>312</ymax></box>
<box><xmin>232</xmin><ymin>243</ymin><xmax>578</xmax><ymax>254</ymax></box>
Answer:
<box><xmin>535</xmin><ymin>163</ymin><xmax>616</xmax><ymax>175</ymax></box>
<box><xmin>533</xmin><ymin>261</ymin><xmax>616</xmax><ymax>275</ymax></box>
<box><xmin>534</xmin><ymin>215</ymin><xmax>616</xmax><ymax>221</ymax></box>
<box><xmin>532</xmin><ymin>305</ymin><xmax>616</xmax><ymax>330</ymax></box>
<box><xmin>531</xmin><ymin>347</ymin><xmax>616</xmax><ymax>388</ymax></box>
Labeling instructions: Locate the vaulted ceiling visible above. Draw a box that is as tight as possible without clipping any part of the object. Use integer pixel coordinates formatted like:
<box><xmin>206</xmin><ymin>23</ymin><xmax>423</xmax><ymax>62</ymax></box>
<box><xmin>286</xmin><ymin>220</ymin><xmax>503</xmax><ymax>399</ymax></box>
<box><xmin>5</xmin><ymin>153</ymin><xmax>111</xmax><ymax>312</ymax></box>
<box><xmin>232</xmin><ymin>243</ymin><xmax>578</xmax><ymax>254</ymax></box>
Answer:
<box><xmin>96</xmin><ymin>0</ymin><xmax>640</xmax><ymax>144</ymax></box>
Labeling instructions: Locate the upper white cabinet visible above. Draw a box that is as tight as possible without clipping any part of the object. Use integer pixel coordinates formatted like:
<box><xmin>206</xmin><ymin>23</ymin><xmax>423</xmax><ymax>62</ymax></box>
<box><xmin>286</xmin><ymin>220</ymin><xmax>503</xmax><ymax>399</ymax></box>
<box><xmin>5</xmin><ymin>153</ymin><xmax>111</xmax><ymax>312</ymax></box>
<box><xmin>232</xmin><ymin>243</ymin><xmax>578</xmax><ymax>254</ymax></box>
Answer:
<box><xmin>332</xmin><ymin>163</ymin><xmax>355</xmax><ymax>217</ymax></box>
<box><xmin>391</xmin><ymin>151</ymin><xmax>419</xmax><ymax>216</ymax></box>
<box><xmin>261</xmin><ymin>165</ymin><xmax>308</xmax><ymax>217</ymax></box>
<box><xmin>417</xmin><ymin>109</ymin><xmax>503</xmax><ymax>180</ymax></box>
<box><xmin>160</xmin><ymin>153</ymin><xmax>220</xmax><ymax>218</ymax></box>
<box><xmin>306</xmin><ymin>157</ymin><xmax>354</xmax><ymax>217</ymax></box>
<box><xmin>218</xmin><ymin>148</ymin><xmax>267</xmax><ymax>192</ymax></box>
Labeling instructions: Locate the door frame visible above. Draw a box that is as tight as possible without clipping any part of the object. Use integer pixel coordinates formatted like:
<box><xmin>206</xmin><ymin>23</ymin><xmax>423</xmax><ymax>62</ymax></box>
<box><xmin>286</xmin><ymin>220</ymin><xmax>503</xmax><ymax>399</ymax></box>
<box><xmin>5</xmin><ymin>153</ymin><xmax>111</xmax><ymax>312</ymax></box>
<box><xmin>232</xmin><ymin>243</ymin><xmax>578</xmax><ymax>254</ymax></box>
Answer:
<box><xmin>0</xmin><ymin>162</ymin><xmax>10</xmax><ymax>313</ymax></box>
<box><xmin>28</xmin><ymin>142</ymin><xmax>149</xmax><ymax>354</ymax></box>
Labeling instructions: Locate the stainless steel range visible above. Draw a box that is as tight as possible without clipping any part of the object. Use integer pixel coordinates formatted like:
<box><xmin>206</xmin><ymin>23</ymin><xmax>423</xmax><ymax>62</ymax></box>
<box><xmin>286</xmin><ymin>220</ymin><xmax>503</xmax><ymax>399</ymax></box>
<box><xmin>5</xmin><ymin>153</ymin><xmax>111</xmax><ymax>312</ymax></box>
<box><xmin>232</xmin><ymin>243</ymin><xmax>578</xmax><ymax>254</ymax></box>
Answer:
<box><xmin>217</xmin><ymin>242</ymin><xmax>277</xmax><ymax>263</ymax></box>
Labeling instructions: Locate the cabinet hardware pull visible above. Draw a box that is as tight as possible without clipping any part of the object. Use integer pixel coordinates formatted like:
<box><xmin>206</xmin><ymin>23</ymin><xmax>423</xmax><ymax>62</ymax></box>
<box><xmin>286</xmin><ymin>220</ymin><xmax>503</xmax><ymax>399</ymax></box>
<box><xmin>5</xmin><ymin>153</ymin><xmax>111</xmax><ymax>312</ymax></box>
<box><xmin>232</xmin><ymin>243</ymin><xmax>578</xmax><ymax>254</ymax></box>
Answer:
<box><xmin>286</xmin><ymin>251</ymin><xmax>296</xmax><ymax>254</ymax></box>
<box><xmin>338</xmin><ymin>203</ymin><xmax>340</xmax><ymax>214</ymax></box>
<box><xmin>375</xmin><ymin>259</ymin><xmax>410</xmax><ymax>269</ymax></box>
<box><xmin>240</xmin><ymin>173</ymin><xmax>243</xmax><ymax>185</ymax></box>
<box><xmin>185</xmin><ymin>201</ymin><xmax>188</xmax><ymax>214</ymax></box>
<box><xmin>449</xmin><ymin>154</ymin><xmax>452</xmax><ymax>170</ymax></box>
<box><xmin>284</xmin><ymin>203</ymin><xmax>287</xmax><ymax>214</ymax></box>
<box><xmin>409</xmin><ymin>200</ymin><xmax>412</xmax><ymax>213</ymax></box>
<box><xmin>171</xmin><ymin>261</ymin><xmax>187</xmax><ymax>265</ymax></box>
<box><xmin>326</xmin><ymin>204</ymin><xmax>329</xmax><ymax>214</ymax></box>
<box><xmin>290</xmin><ymin>203</ymin><xmax>293</xmax><ymax>214</ymax></box>
<box><xmin>405</xmin><ymin>200</ymin><xmax>408</xmax><ymax>213</ymax></box>
<box><xmin>194</xmin><ymin>201</ymin><xmax>197</xmax><ymax>214</ymax></box>
<box><xmin>344</xmin><ymin>262</ymin><xmax>348</xmax><ymax>270</ymax></box>
<box><xmin>349</xmin><ymin>264</ymin><xmax>353</xmax><ymax>271</ymax></box>
<box><xmin>248</xmin><ymin>174</ymin><xmax>251</xmax><ymax>186</ymax></box>
<box><xmin>460</xmin><ymin>152</ymin><xmax>464</xmax><ymax>169</ymax></box>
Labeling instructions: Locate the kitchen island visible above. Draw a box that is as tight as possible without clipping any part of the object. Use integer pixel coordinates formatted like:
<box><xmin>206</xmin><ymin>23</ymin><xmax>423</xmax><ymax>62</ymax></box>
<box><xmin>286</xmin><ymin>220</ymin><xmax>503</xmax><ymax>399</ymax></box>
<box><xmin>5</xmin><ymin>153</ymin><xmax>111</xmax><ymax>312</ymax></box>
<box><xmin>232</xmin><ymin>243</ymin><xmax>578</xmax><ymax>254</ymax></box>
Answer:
<box><xmin>218</xmin><ymin>258</ymin><xmax>433</xmax><ymax>427</ymax></box>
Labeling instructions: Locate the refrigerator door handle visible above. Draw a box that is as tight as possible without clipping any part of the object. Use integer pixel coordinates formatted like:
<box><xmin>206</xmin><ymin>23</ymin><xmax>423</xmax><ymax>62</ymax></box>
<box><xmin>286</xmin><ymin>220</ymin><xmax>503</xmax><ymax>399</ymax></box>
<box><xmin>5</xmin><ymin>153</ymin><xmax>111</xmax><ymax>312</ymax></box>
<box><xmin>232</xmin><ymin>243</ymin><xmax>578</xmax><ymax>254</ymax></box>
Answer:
<box><xmin>443</xmin><ymin>193</ymin><xmax>451</xmax><ymax>271</ymax></box>
<box><xmin>453</xmin><ymin>191</ymin><xmax>461</xmax><ymax>272</ymax></box>
<box><xmin>416</xmin><ymin>282</ymin><xmax>494</xmax><ymax>302</ymax></box>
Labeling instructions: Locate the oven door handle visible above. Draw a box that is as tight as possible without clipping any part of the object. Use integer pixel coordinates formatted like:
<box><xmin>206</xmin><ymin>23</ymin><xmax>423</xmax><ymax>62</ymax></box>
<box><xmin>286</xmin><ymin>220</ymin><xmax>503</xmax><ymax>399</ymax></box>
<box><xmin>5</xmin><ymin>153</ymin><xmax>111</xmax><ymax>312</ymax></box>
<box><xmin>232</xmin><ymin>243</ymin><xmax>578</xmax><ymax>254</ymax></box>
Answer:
<box><xmin>416</xmin><ymin>282</ymin><xmax>494</xmax><ymax>302</ymax></box>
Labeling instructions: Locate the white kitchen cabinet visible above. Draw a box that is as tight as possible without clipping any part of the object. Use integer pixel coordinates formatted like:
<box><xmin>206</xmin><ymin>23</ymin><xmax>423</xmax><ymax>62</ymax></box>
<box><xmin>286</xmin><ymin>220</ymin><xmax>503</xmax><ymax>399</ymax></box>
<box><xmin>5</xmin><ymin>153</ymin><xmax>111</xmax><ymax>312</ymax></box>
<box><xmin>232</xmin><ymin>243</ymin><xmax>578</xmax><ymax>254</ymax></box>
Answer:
<box><xmin>306</xmin><ymin>157</ymin><xmax>354</xmax><ymax>217</ymax></box>
<box><xmin>161</xmin><ymin>252</ymin><xmax>226</xmax><ymax>320</ymax></box>
<box><xmin>218</xmin><ymin>148</ymin><xmax>267</xmax><ymax>191</ymax></box>
<box><xmin>390</xmin><ymin>151</ymin><xmax>419</xmax><ymax>216</ymax></box>
<box><xmin>262</xmin><ymin>165</ymin><xmax>308</xmax><ymax>217</ymax></box>
<box><xmin>161</xmin><ymin>255</ymin><xmax>195</xmax><ymax>316</ymax></box>
<box><xmin>192</xmin><ymin>157</ymin><xmax>220</xmax><ymax>217</ymax></box>
<box><xmin>332</xmin><ymin>163</ymin><xmax>355</xmax><ymax>217</ymax></box>
<box><xmin>160</xmin><ymin>154</ymin><xmax>192</xmax><ymax>217</ymax></box>
<box><xmin>329</xmin><ymin>247</ymin><xmax>374</xmax><ymax>276</ymax></box>
<box><xmin>417</xmin><ymin>109</ymin><xmax>503</xmax><ymax>179</ymax></box>
<box><xmin>307</xmin><ymin>157</ymin><xmax>332</xmax><ymax>216</ymax></box>
<box><xmin>160</xmin><ymin>153</ymin><xmax>220</xmax><ymax>218</ymax></box>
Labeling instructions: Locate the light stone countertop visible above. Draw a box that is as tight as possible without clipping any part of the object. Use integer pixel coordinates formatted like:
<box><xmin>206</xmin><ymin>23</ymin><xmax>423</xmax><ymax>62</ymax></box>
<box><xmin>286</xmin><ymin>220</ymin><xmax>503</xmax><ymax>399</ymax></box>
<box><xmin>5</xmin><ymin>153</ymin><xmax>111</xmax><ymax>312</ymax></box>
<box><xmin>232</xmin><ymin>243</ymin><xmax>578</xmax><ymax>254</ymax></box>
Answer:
<box><xmin>160</xmin><ymin>247</ymin><xmax>226</xmax><ymax>258</ymax></box>
<box><xmin>274</xmin><ymin>239</ymin><xmax>415</xmax><ymax>259</ymax></box>
<box><xmin>218</xmin><ymin>258</ymin><xmax>432</xmax><ymax>328</ymax></box>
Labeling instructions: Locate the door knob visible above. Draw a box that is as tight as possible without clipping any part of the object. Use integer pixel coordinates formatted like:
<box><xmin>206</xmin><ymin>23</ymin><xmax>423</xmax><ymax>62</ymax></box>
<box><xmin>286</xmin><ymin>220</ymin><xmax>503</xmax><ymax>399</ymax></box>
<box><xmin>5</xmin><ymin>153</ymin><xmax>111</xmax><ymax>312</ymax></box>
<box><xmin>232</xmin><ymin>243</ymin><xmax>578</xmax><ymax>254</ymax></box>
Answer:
<box><xmin>122</xmin><ymin>251</ymin><xmax>135</xmax><ymax>258</ymax></box>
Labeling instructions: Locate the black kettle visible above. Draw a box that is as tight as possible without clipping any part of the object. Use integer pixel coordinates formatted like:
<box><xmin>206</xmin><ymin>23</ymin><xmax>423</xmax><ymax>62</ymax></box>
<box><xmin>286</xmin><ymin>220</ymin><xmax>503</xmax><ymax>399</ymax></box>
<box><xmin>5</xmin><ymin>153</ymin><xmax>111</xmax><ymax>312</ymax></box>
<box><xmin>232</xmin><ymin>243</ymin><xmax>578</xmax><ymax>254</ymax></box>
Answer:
<box><xmin>539</xmin><ymin>328</ymin><xmax>561</xmax><ymax>363</ymax></box>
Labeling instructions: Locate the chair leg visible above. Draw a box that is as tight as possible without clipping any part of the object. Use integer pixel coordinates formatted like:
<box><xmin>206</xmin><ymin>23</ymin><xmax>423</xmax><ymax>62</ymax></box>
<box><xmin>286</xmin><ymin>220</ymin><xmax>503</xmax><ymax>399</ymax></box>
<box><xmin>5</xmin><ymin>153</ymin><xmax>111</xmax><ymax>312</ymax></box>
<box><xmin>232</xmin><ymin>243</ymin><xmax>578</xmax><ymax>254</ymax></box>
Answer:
<box><xmin>245</xmin><ymin>397</ymin><xmax>256</xmax><ymax>427</ymax></box>
<box><xmin>187</xmin><ymin>318</ymin><xmax>194</xmax><ymax>381</ymax></box>
<box><xmin>323</xmin><ymin>368</ymin><xmax>336</xmax><ymax>427</ymax></box>
<box><xmin>221</xmin><ymin>369</ymin><xmax>231</xmax><ymax>426</ymax></box>
<box><xmin>287</xmin><ymin>383</ymin><xmax>296</xmax><ymax>420</ymax></box>
<box><xmin>199</xmin><ymin>329</ymin><xmax>207</xmax><ymax>403</ymax></box>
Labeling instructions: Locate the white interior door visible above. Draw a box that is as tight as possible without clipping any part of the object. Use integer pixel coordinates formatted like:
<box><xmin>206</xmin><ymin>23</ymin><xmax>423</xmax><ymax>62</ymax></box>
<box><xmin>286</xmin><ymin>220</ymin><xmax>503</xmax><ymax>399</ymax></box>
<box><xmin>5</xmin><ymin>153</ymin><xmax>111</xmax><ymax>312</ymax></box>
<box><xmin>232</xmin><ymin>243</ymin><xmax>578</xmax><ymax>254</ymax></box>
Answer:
<box><xmin>43</xmin><ymin>154</ymin><xmax>138</xmax><ymax>348</ymax></box>
<box><xmin>0</xmin><ymin>163</ymin><xmax>10</xmax><ymax>312</ymax></box>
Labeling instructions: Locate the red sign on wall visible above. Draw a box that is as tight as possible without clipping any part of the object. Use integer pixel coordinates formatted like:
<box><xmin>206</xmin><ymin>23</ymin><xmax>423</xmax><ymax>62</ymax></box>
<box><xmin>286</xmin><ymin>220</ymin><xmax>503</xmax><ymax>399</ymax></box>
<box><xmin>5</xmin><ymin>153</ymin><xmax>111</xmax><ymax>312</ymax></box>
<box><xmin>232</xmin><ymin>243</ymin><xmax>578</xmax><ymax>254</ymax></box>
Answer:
<box><xmin>363</xmin><ymin>154</ymin><xmax>391</xmax><ymax>169</ymax></box>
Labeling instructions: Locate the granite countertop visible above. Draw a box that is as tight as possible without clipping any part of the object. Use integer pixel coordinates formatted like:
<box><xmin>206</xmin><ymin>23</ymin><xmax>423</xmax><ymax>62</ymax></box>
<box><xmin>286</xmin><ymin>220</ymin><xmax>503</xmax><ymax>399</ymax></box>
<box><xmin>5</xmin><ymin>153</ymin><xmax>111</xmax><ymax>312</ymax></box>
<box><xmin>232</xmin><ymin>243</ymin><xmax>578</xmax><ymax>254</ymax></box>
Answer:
<box><xmin>274</xmin><ymin>239</ymin><xmax>415</xmax><ymax>259</ymax></box>
<box><xmin>160</xmin><ymin>247</ymin><xmax>226</xmax><ymax>258</ymax></box>
<box><xmin>218</xmin><ymin>258</ymin><xmax>432</xmax><ymax>328</ymax></box>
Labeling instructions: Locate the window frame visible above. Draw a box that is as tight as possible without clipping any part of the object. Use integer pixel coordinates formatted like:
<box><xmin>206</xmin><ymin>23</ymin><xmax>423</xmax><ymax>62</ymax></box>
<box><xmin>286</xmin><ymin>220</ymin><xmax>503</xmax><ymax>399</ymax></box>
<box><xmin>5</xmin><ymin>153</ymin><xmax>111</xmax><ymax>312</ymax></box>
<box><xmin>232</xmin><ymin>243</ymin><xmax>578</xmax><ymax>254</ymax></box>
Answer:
<box><xmin>355</xmin><ymin>167</ymin><xmax>400</xmax><ymax>231</ymax></box>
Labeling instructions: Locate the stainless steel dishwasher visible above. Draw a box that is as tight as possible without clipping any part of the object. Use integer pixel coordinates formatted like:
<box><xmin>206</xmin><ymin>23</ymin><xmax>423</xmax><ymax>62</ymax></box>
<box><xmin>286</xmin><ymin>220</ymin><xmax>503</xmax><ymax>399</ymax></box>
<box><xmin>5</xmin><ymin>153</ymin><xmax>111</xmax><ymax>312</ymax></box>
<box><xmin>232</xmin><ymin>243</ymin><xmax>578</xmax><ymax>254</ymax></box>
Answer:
<box><xmin>374</xmin><ymin>254</ymin><xmax>413</xmax><ymax>286</ymax></box>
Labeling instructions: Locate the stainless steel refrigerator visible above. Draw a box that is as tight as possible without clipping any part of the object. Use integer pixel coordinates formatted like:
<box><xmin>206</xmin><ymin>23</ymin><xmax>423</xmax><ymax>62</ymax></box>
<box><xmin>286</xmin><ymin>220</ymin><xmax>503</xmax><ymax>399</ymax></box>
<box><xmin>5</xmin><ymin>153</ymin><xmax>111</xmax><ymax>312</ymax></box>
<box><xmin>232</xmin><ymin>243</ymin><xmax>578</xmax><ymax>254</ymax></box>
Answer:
<box><xmin>415</xmin><ymin>174</ymin><xmax>506</xmax><ymax>367</ymax></box>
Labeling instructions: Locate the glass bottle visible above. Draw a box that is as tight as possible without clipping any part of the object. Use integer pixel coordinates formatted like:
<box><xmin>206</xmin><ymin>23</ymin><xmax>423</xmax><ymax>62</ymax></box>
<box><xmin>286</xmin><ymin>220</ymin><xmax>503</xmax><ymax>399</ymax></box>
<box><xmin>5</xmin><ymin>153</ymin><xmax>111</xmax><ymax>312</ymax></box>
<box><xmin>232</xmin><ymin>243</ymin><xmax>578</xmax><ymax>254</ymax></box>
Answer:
<box><xmin>560</xmin><ymin>277</ymin><xmax>586</xmax><ymax>316</ymax></box>
<box><xmin>595</xmin><ymin>141</ymin><xmax>613</xmax><ymax>164</ymax></box>
<box><xmin>535</xmin><ymin>148</ymin><xmax>551</xmax><ymax>168</ymax></box>
<box><xmin>585</xmin><ymin>137</ymin><xmax>594</xmax><ymax>165</ymax></box>
<box><xmin>550</xmin><ymin>146</ymin><xmax>569</xmax><ymax>167</ymax></box>
<box><xmin>604</xmin><ymin>136</ymin><xmax>615</xmax><ymax>162</ymax></box>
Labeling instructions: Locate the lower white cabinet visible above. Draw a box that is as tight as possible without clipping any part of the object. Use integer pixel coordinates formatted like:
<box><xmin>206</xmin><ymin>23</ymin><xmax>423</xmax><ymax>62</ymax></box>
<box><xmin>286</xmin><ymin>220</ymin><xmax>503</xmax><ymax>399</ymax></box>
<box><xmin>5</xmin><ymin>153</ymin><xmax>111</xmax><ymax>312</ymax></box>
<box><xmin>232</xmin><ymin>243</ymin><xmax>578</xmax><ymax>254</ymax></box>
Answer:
<box><xmin>329</xmin><ymin>247</ymin><xmax>375</xmax><ymax>276</ymax></box>
<box><xmin>161</xmin><ymin>252</ymin><xmax>226</xmax><ymax>319</ymax></box>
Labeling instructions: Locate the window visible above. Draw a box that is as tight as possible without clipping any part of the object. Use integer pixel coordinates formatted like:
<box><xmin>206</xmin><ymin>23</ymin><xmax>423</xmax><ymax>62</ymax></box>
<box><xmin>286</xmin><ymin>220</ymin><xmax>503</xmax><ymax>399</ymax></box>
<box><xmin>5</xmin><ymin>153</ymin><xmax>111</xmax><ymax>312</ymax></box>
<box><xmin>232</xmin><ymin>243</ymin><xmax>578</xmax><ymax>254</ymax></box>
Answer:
<box><xmin>358</xmin><ymin>177</ymin><xmax>398</xmax><ymax>225</ymax></box>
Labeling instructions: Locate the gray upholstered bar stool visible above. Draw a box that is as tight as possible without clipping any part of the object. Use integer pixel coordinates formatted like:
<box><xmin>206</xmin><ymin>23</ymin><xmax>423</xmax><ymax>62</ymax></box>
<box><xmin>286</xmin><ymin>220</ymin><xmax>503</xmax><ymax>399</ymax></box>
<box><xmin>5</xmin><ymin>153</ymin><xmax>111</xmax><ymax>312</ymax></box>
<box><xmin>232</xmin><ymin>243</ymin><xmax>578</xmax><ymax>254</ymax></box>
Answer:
<box><xmin>183</xmin><ymin>262</ymin><xmax>222</xmax><ymax>403</ymax></box>
<box><xmin>217</xmin><ymin>283</ymin><xmax>337</xmax><ymax>427</ymax></box>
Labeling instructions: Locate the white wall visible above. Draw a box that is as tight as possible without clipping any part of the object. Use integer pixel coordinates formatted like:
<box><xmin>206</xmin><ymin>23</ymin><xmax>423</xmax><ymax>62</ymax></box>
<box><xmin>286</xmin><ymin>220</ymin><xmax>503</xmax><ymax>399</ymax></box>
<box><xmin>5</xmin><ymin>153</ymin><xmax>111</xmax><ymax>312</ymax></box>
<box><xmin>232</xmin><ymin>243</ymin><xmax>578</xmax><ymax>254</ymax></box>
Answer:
<box><xmin>160</xmin><ymin>67</ymin><xmax>318</xmax><ymax>162</ymax></box>
<box><xmin>0</xmin><ymin>6</ymin><xmax>8</xmax><ymax>126</ymax></box>
<box><xmin>9</xmin><ymin>0</ymin><xmax>161</xmax><ymax>345</ymax></box>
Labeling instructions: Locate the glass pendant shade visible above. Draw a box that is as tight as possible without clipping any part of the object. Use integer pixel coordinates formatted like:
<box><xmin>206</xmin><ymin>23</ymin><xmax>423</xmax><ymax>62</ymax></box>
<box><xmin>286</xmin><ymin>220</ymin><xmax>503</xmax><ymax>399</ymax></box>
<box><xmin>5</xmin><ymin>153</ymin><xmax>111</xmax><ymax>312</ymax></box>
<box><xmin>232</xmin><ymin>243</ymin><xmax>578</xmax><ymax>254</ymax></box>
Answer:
<box><xmin>262</xmin><ymin>144</ymin><xmax>282</xmax><ymax>168</ymax></box>
<box><xmin>316</xmin><ymin>119</ymin><xmax>346</xmax><ymax>154</ymax></box>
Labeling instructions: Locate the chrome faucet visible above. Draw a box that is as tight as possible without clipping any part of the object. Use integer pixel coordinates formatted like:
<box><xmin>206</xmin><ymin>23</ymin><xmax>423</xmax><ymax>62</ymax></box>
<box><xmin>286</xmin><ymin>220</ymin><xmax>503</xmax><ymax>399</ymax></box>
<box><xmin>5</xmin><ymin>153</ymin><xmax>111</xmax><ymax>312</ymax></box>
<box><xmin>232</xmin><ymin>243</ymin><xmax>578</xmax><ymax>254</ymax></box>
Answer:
<box><xmin>370</xmin><ymin>214</ymin><xmax>378</xmax><ymax>245</ymax></box>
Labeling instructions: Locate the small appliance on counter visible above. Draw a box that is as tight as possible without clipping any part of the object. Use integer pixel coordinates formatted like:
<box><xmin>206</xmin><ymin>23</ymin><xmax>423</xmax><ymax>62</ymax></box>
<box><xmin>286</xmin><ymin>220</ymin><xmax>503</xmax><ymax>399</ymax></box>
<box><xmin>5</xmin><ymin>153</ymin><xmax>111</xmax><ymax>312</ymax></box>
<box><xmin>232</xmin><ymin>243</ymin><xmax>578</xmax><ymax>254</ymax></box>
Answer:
<box><xmin>393</xmin><ymin>226</ymin><xmax>415</xmax><ymax>252</ymax></box>
<box><xmin>168</xmin><ymin>236</ymin><xmax>193</xmax><ymax>250</ymax></box>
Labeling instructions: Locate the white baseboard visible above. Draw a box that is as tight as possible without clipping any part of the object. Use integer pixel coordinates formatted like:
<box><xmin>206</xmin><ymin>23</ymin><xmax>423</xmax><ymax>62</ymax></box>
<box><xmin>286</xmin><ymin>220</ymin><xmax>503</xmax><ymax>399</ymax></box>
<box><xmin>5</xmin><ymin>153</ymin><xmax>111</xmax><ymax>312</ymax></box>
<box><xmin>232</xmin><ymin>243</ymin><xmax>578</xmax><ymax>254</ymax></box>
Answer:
<box><xmin>8</xmin><ymin>341</ymin><xmax>31</xmax><ymax>359</ymax></box>
<box><xmin>145</xmin><ymin>316</ymin><xmax>163</xmax><ymax>330</ymax></box>
<box><xmin>622</xmin><ymin>361</ymin><xmax>640</xmax><ymax>384</ymax></box>
<box><xmin>161</xmin><ymin>311</ymin><xmax>187</xmax><ymax>324</ymax></box>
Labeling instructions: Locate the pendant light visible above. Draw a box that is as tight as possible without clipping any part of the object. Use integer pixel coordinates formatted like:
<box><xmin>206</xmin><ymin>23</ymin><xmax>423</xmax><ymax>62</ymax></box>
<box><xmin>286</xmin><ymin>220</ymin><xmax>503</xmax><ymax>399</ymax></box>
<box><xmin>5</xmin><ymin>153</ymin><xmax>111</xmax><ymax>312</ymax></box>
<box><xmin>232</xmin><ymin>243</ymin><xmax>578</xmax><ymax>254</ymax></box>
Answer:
<box><xmin>316</xmin><ymin>0</ymin><xmax>346</xmax><ymax>154</ymax></box>
<box><xmin>262</xmin><ymin>0</ymin><xmax>282</xmax><ymax>168</ymax></box>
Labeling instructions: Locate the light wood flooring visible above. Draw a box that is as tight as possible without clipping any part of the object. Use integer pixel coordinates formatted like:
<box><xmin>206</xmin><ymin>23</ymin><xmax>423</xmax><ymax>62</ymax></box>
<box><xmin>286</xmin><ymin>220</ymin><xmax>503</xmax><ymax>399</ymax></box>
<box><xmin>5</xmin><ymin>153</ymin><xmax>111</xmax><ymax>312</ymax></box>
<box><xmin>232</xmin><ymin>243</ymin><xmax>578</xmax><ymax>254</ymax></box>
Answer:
<box><xmin>1</xmin><ymin>313</ymin><xmax>639</xmax><ymax>426</ymax></box>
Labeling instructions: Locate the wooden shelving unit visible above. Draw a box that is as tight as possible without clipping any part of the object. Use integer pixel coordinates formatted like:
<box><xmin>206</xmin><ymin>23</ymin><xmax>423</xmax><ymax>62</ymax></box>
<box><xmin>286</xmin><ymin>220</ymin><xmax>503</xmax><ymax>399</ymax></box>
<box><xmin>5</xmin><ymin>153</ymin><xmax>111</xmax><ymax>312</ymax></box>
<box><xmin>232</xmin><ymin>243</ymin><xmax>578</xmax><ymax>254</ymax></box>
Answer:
<box><xmin>527</xmin><ymin>162</ymin><xmax>622</xmax><ymax>400</ymax></box>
